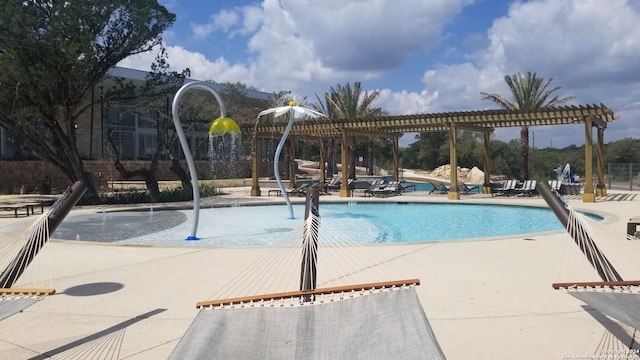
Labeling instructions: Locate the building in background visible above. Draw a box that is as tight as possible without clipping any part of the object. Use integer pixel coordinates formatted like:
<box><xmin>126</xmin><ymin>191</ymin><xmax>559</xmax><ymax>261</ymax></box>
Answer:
<box><xmin>0</xmin><ymin>66</ymin><xmax>273</xmax><ymax>161</ymax></box>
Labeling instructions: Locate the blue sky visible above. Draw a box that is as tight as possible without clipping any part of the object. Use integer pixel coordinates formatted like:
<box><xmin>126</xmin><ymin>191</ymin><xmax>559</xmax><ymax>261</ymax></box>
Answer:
<box><xmin>119</xmin><ymin>0</ymin><xmax>640</xmax><ymax>148</ymax></box>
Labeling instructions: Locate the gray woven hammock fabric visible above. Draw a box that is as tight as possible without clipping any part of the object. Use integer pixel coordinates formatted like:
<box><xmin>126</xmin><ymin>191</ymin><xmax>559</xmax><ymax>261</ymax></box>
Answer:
<box><xmin>170</xmin><ymin>287</ymin><xmax>445</xmax><ymax>359</ymax></box>
<box><xmin>570</xmin><ymin>291</ymin><xmax>640</xmax><ymax>330</ymax></box>
<box><xmin>0</xmin><ymin>297</ymin><xmax>39</xmax><ymax>322</ymax></box>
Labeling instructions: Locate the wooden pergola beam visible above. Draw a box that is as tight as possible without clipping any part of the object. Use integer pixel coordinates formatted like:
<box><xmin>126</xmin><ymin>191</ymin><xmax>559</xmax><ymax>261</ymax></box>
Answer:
<box><xmin>244</xmin><ymin>105</ymin><xmax>616</xmax><ymax>137</ymax></box>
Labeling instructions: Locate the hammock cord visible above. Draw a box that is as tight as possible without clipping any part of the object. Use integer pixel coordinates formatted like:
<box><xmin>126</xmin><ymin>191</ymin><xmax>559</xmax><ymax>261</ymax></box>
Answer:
<box><xmin>204</xmin><ymin>212</ymin><xmax>412</xmax><ymax>303</ymax></box>
<box><xmin>0</xmin><ymin>207</ymin><xmax>54</xmax><ymax>290</ymax></box>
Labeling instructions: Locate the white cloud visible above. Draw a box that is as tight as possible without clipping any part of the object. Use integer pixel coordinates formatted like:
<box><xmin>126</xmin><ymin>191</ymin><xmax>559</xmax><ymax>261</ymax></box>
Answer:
<box><xmin>191</xmin><ymin>8</ymin><xmax>255</xmax><ymax>39</ymax></box>
<box><xmin>415</xmin><ymin>0</ymin><xmax>640</xmax><ymax>146</ymax></box>
<box><xmin>185</xmin><ymin>0</ymin><xmax>472</xmax><ymax>88</ymax></box>
<box><xmin>117</xmin><ymin>45</ymin><xmax>254</xmax><ymax>85</ymax></box>
<box><xmin>483</xmin><ymin>0</ymin><xmax>640</xmax><ymax>86</ymax></box>
<box><xmin>121</xmin><ymin>0</ymin><xmax>640</xmax><ymax>147</ymax></box>
<box><xmin>376</xmin><ymin>89</ymin><xmax>439</xmax><ymax>115</ymax></box>
<box><xmin>281</xmin><ymin>0</ymin><xmax>473</xmax><ymax>71</ymax></box>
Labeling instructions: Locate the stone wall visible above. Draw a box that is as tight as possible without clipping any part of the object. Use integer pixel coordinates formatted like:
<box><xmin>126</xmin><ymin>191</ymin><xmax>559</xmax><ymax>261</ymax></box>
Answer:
<box><xmin>0</xmin><ymin>160</ymin><xmax>277</xmax><ymax>193</ymax></box>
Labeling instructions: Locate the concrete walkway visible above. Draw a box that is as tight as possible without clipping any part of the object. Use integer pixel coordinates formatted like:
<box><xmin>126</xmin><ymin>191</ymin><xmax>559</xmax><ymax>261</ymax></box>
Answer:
<box><xmin>0</xmin><ymin>187</ymin><xmax>638</xmax><ymax>359</ymax></box>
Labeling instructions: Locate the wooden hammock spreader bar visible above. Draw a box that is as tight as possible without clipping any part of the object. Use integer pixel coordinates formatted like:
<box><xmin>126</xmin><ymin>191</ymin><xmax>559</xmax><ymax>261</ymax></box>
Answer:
<box><xmin>196</xmin><ymin>278</ymin><xmax>420</xmax><ymax>308</ymax></box>
<box><xmin>552</xmin><ymin>280</ymin><xmax>640</xmax><ymax>290</ymax></box>
<box><xmin>0</xmin><ymin>288</ymin><xmax>56</xmax><ymax>295</ymax></box>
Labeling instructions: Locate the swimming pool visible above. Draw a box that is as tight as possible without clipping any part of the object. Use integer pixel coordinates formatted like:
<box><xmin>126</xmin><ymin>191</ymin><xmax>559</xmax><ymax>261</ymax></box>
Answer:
<box><xmin>51</xmin><ymin>202</ymin><xmax>582</xmax><ymax>246</ymax></box>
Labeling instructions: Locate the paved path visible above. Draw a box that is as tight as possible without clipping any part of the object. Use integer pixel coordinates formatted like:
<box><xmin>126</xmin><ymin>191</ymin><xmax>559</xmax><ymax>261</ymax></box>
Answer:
<box><xmin>0</xmin><ymin>187</ymin><xmax>638</xmax><ymax>359</ymax></box>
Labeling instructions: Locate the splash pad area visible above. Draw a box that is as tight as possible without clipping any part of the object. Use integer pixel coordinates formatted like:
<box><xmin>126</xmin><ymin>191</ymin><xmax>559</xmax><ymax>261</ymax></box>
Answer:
<box><xmin>50</xmin><ymin>202</ymin><xmax>576</xmax><ymax>246</ymax></box>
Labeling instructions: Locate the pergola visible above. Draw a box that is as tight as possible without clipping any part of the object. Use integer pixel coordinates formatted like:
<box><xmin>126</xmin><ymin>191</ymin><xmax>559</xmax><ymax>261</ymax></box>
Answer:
<box><xmin>242</xmin><ymin>104</ymin><xmax>618</xmax><ymax>203</ymax></box>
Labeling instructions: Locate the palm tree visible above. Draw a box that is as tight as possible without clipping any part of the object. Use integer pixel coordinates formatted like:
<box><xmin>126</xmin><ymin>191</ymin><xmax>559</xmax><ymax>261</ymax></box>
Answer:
<box><xmin>326</xmin><ymin>82</ymin><xmax>381</xmax><ymax>179</ymax></box>
<box><xmin>481</xmin><ymin>72</ymin><xmax>574</xmax><ymax>180</ymax></box>
<box><xmin>313</xmin><ymin>92</ymin><xmax>338</xmax><ymax>179</ymax></box>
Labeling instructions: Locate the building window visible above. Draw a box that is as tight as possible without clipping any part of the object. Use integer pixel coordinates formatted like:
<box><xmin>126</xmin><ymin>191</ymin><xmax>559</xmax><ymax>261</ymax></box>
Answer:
<box><xmin>137</xmin><ymin>133</ymin><xmax>158</xmax><ymax>160</ymax></box>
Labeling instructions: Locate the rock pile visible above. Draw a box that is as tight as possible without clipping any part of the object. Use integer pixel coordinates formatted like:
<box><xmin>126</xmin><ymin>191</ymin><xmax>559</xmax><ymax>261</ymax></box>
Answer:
<box><xmin>430</xmin><ymin>164</ymin><xmax>485</xmax><ymax>183</ymax></box>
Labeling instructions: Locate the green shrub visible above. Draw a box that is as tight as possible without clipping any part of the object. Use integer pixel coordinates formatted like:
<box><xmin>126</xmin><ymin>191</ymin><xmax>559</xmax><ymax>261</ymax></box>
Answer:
<box><xmin>0</xmin><ymin>187</ymin><xmax>19</xmax><ymax>195</ymax></box>
<box><xmin>78</xmin><ymin>184</ymin><xmax>221</xmax><ymax>205</ymax></box>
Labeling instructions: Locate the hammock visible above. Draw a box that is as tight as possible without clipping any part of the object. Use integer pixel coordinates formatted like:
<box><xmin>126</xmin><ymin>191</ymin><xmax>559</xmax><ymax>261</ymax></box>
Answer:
<box><xmin>0</xmin><ymin>182</ymin><xmax>86</xmax><ymax>321</ymax></box>
<box><xmin>0</xmin><ymin>207</ymin><xmax>55</xmax><ymax>321</ymax></box>
<box><xmin>170</xmin><ymin>193</ymin><xmax>446</xmax><ymax>359</ymax></box>
<box><xmin>539</xmin><ymin>182</ymin><xmax>640</xmax><ymax>352</ymax></box>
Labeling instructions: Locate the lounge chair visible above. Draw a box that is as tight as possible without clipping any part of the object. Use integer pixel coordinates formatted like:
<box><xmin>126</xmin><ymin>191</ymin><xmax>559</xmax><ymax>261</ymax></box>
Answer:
<box><xmin>325</xmin><ymin>177</ymin><xmax>341</xmax><ymax>191</ymax></box>
<box><xmin>268</xmin><ymin>183</ymin><xmax>312</xmax><ymax>197</ymax></box>
<box><xmin>456</xmin><ymin>180</ymin><xmax>480</xmax><ymax>195</ymax></box>
<box><xmin>0</xmin><ymin>203</ymin><xmax>34</xmax><ymax>218</ymax></box>
<box><xmin>493</xmin><ymin>179</ymin><xmax>517</xmax><ymax>196</ymax></box>
<box><xmin>399</xmin><ymin>182</ymin><xmax>416</xmax><ymax>192</ymax></box>
<box><xmin>548</xmin><ymin>180</ymin><xmax>562</xmax><ymax>193</ymax></box>
<box><xmin>428</xmin><ymin>180</ymin><xmax>450</xmax><ymax>194</ymax></box>
<box><xmin>371</xmin><ymin>181</ymin><xmax>401</xmax><ymax>197</ymax></box>
<box><xmin>292</xmin><ymin>182</ymin><xmax>314</xmax><ymax>196</ymax></box>
<box><xmin>516</xmin><ymin>179</ymin><xmax>538</xmax><ymax>196</ymax></box>
<box><xmin>363</xmin><ymin>180</ymin><xmax>385</xmax><ymax>197</ymax></box>
<box><xmin>317</xmin><ymin>179</ymin><xmax>338</xmax><ymax>195</ymax></box>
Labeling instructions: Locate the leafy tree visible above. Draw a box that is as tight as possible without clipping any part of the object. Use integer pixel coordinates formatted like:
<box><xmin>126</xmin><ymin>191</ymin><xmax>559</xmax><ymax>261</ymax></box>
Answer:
<box><xmin>105</xmin><ymin>50</ymin><xmax>190</xmax><ymax>200</ymax></box>
<box><xmin>481</xmin><ymin>72</ymin><xmax>574</xmax><ymax>180</ymax></box>
<box><xmin>489</xmin><ymin>139</ymin><xmax>520</xmax><ymax>179</ymax></box>
<box><xmin>455</xmin><ymin>131</ymin><xmax>483</xmax><ymax>169</ymax></box>
<box><xmin>605</xmin><ymin>137</ymin><xmax>640</xmax><ymax>164</ymax></box>
<box><xmin>325</xmin><ymin>82</ymin><xmax>381</xmax><ymax>179</ymax></box>
<box><xmin>402</xmin><ymin>131</ymin><xmax>448</xmax><ymax>170</ymax></box>
<box><xmin>0</xmin><ymin>0</ymin><xmax>175</xmax><ymax>195</ymax></box>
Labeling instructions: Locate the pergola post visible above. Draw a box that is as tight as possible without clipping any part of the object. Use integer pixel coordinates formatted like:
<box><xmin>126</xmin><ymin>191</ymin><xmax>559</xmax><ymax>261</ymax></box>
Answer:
<box><xmin>288</xmin><ymin>137</ymin><xmax>296</xmax><ymax>189</ymax></box>
<box><xmin>319</xmin><ymin>139</ymin><xmax>326</xmax><ymax>185</ymax></box>
<box><xmin>251</xmin><ymin>136</ymin><xmax>261</xmax><ymax>196</ymax></box>
<box><xmin>583</xmin><ymin>117</ymin><xmax>595</xmax><ymax>203</ymax></box>
<box><xmin>448</xmin><ymin>123</ymin><xmax>460</xmax><ymax>200</ymax></box>
<box><xmin>482</xmin><ymin>132</ymin><xmax>492</xmax><ymax>194</ymax></box>
<box><xmin>392</xmin><ymin>136</ymin><xmax>399</xmax><ymax>181</ymax></box>
<box><xmin>339</xmin><ymin>130</ymin><xmax>351</xmax><ymax>197</ymax></box>
<box><xmin>596</xmin><ymin>127</ymin><xmax>607</xmax><ymax>197</ymax></box>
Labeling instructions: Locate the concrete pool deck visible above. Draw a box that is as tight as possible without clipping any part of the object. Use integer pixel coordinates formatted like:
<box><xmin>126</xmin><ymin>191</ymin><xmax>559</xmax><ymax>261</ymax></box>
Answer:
<box><xmin>0</xmin><ymin>187</ymin><xmax>639</xmax><ymax>359</ymax></box>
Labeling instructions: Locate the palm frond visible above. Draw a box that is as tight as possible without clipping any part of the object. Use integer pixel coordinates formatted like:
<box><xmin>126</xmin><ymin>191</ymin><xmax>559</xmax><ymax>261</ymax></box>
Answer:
<box><xmin>481</xmin><ymin>72</ymin><xmax>574</xmax><ymax>110</ymax></box>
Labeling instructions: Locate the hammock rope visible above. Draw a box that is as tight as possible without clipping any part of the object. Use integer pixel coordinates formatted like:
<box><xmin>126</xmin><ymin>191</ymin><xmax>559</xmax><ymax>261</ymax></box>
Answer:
<box><xmin>556</xmin><ymin>200</ymin><xmax>640</xmax><ymax>290</ymax></box>
<box><xmin>201</xmin><ymin>211</ymin><xmax>414</xmax><ymax>309</ymax></box>
<box><xmin>0</xmin><ymin>210</ymin><xmax>54</xmax><ymax>292</ymax></box>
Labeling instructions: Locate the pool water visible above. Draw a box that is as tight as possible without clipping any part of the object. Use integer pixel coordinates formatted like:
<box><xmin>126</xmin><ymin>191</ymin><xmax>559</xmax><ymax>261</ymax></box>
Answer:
<box><xmin>51</xmin><ymin>202</ymin><xmax>575</xmax><ymax>246</ymax></box>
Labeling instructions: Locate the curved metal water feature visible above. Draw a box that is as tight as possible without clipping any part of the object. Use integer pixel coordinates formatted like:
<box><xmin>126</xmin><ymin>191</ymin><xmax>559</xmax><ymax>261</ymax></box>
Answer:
<box><xmin>256</xmin><ymin>100</ymin><xmax>326</xmax><ymax>219</ymax></box>
<box><xmin>171</xmin><ymin>81</ymin><xmax>235</xmax><ymax>240</ymax></box>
